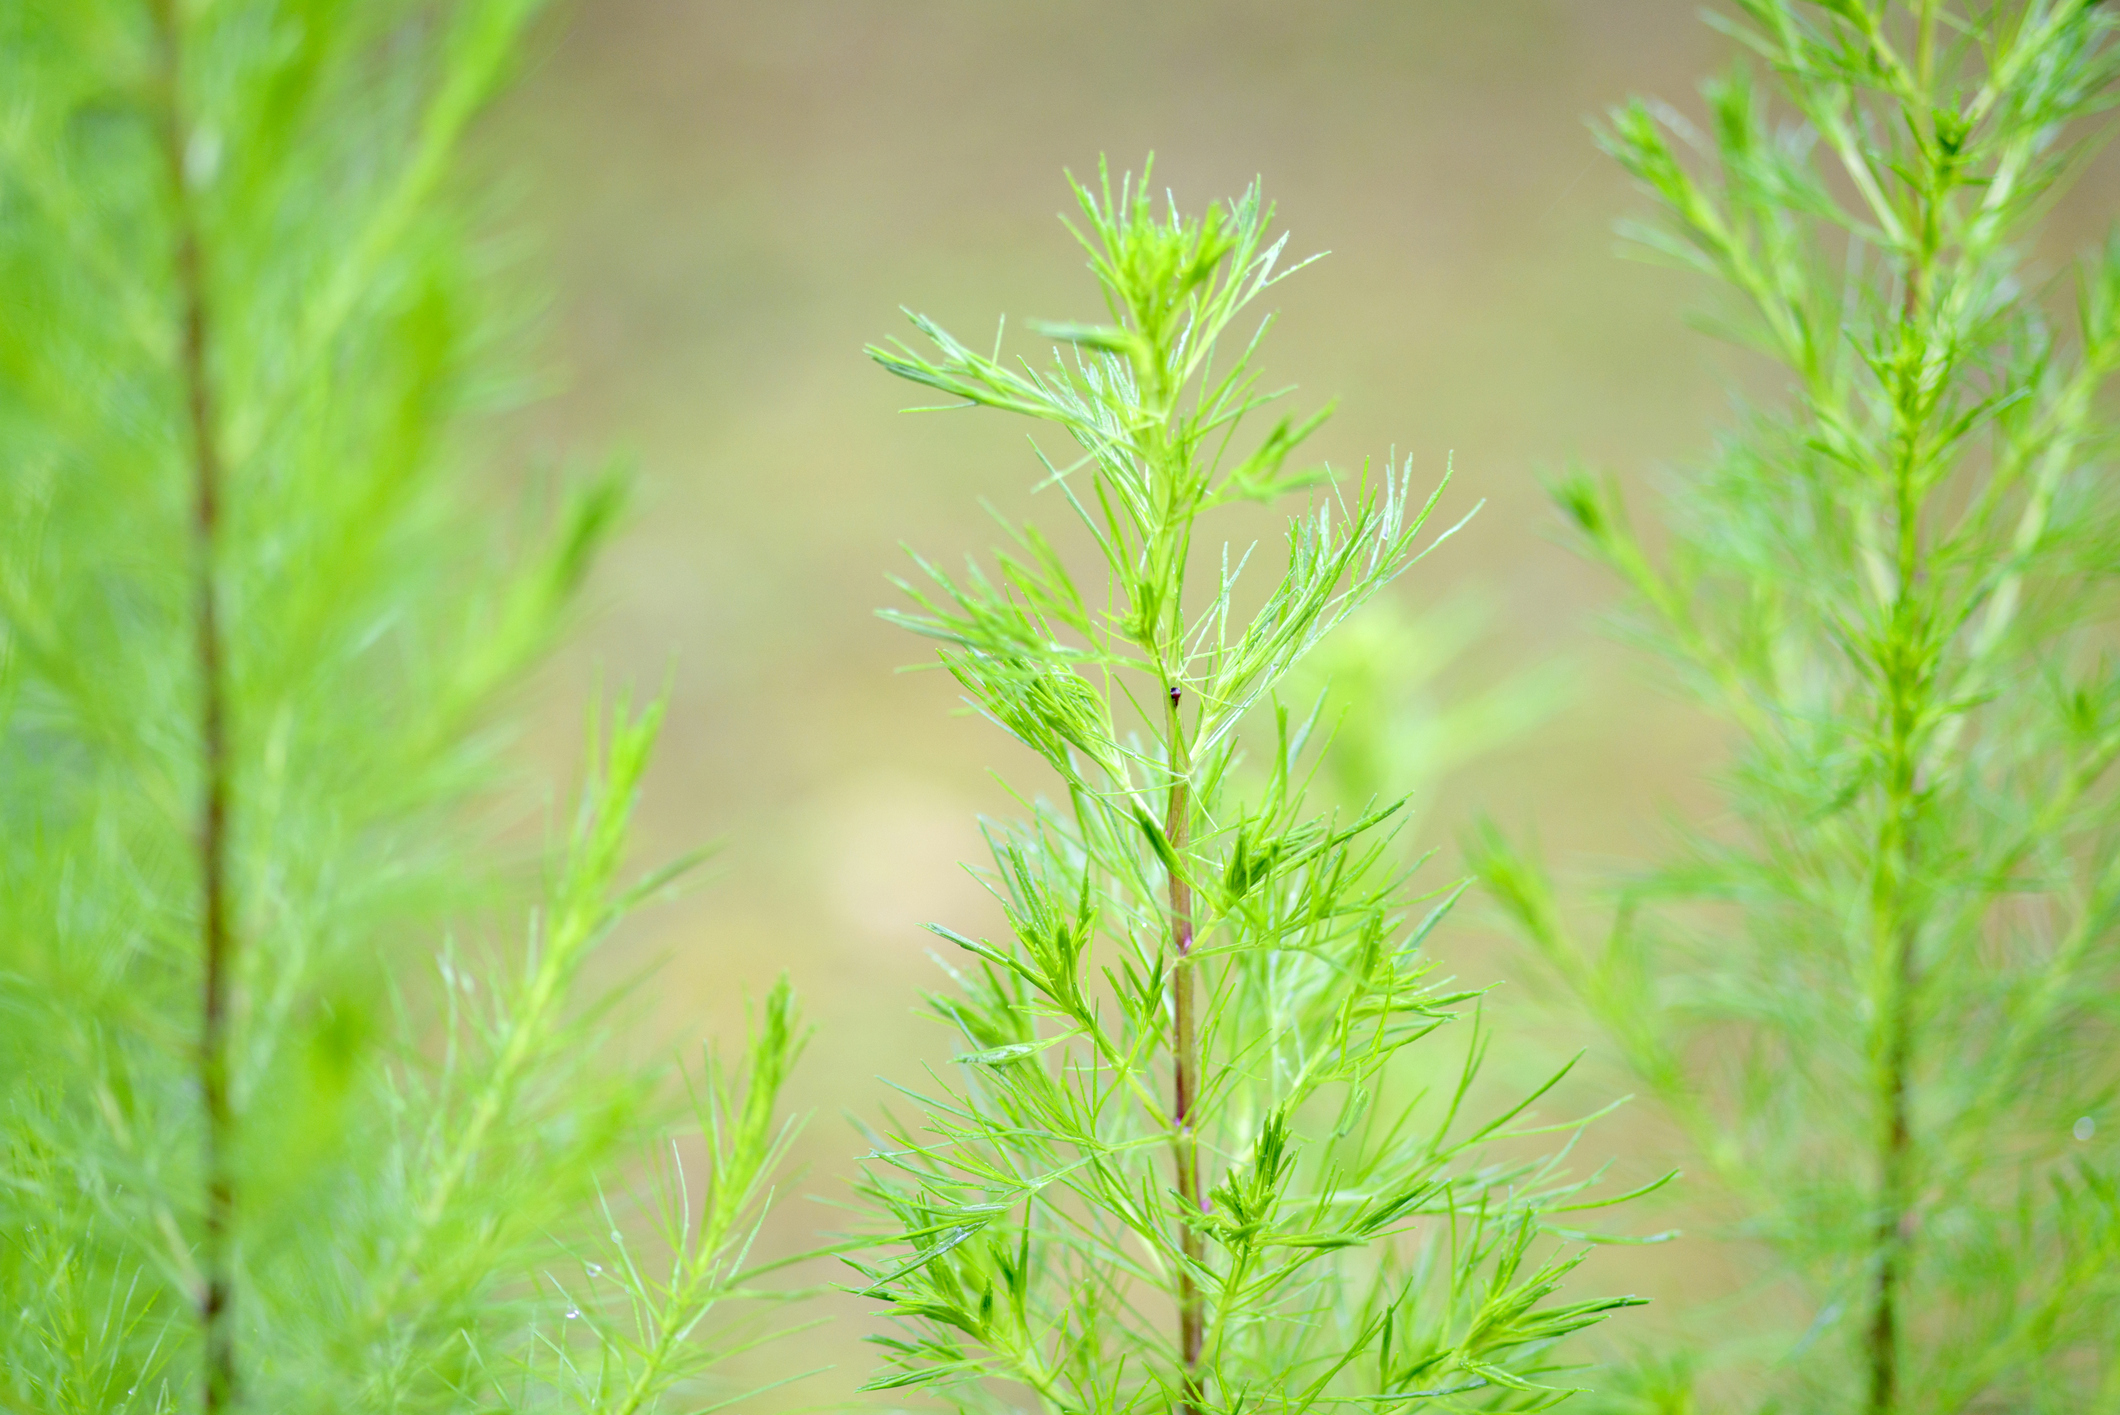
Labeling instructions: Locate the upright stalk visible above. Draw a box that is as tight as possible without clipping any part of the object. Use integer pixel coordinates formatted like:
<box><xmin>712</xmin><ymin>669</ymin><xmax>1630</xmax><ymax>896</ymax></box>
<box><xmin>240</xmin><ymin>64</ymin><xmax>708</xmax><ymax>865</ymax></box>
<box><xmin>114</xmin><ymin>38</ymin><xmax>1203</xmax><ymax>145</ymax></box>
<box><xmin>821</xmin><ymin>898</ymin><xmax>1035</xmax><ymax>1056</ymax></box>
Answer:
<box><xmin>1164</xmin><ymin>682</ymin><xmax>1204</xmax><ymax>1415</ymax></box>
<box><xmin>1866</xmin><ymin>534</ymin><xmax>1922</xmax><ymax>1415</ymax></box>
<box><xmin>151</xmin><ymin>2</ymin><xmax>237</xmax><ymax>1407</ymax></box>
<box><xmin>1866</xmin><ymin>106</ymin><xmax>1943</xmax><ymax>1415</ymax></box>
<box><xmin>1134</xmin><ymin>304</ymin><xmax>1209</xmax><ymax>1414</ymax></box>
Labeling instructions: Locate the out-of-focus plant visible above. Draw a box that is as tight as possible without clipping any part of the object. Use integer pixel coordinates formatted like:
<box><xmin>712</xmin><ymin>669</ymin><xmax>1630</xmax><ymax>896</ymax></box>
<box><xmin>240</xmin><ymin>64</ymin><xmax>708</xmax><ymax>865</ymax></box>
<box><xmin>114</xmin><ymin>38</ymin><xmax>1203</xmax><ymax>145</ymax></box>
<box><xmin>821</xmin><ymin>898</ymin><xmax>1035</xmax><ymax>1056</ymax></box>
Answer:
<box><xmin>851</xmin><ymin>161</ymin><xmax>1655</xmax><ymax>1415</ymax></box>
<box><xmin>1469</xmin><ymin>4</ymin><xmax>2120</xmax><ymax>1411</ymax></box>
<box><xmin>1286</xmin><ymin>594</ymin><xmax>1576</xmax><ymax>815</ymax></box>
<box><xmin>0</xmin><ymin>4</ymin><xmax>801</xmax><ymax>1412</ymax></box>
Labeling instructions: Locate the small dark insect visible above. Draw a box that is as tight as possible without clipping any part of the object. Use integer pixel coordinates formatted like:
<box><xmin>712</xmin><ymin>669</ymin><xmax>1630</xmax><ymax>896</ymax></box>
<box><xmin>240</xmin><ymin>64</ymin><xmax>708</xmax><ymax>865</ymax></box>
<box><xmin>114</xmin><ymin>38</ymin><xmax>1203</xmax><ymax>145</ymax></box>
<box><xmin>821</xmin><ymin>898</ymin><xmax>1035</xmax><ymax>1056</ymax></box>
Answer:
<box><xmin>1169</xmin><ymin>685</ymin><xmax>1182</xmax><ymax>706</ymax></box>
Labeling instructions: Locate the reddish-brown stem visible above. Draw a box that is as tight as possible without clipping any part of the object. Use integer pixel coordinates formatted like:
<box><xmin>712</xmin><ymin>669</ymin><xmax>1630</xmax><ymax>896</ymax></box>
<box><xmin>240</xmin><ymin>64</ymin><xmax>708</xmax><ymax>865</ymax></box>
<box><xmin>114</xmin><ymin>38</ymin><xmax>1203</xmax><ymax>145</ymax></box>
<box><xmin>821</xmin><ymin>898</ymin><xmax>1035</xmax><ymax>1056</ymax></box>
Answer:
<box><xmin>1866</xmin><ymin>931</ymin><xmax>1915</xmax><ymax>1415</ymax></box>
<box><xmin>151</xmin><ymin>2</ymin><xmax>237</xmax><ymax>1407</ymax></box>
<box><xmin>1867</xmin><ymin>614</ymin><xmax>1921</xmax><ymax>1415</ymax></box>
<box><xmin>1165</xmin><ymin>685</ymin><xmax>1204</xmax><ymax>1415</ymax></box>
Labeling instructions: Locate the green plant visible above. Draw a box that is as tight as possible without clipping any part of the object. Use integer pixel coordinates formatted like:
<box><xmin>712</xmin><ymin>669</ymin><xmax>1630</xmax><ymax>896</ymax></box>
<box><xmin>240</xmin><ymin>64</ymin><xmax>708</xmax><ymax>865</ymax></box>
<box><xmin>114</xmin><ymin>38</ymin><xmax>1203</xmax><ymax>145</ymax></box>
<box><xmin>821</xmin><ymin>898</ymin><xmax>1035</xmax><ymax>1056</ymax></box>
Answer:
<box><xmin>1469</xmin><ymin>4</ymin><xmax>2120</xmax><ymax>1411</ymax></box>
<box><xmin>852</xmin><ymin>161</ymin><xmax>1653</xmax><ymax>1415</ymax></box>
<box><xmin>1285</xmin><ymin>595</ymin><xmax>1577</xmax><ymax>821</ymax></box>
<box><xmin>0</xmin><ymin>4</ymin><xmax>801</xmax><ymax>1411</ymax></box>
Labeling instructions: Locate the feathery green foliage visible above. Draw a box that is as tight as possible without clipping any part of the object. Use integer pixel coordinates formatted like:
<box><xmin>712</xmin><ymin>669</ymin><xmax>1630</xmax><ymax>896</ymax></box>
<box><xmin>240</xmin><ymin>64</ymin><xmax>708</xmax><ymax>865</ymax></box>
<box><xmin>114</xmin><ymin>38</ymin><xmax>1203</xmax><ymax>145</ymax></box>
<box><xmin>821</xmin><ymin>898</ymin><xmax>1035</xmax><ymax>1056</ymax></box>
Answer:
<box><xmin>1469</xmin><ymin>4</ymin><xmax>2120</xmax><ymax>1411</ymax></box>
<box><xmin>0</xmin><ymin>4</ymin><xmax>800</xmax><ymax>1411</ymax></box>
<box><xmin>856</xmin><ymin>162</ymin><xmax>1652</xmax><ymax>1415</ymax></box>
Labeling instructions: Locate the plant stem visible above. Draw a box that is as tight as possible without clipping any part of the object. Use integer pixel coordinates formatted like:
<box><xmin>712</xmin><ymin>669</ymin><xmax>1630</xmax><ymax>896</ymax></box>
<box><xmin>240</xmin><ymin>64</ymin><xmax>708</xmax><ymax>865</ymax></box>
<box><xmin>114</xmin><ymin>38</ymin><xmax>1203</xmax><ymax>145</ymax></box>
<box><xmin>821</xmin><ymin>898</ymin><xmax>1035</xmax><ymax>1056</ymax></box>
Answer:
<box><xmin>1866</xmin><ymin>551</ymin><xmax>1922</xmax><ymax>1415</ymax></box>
<box><xmin>1164</xmin><ymin>683</ymin><xmax>1205</xmax><ymax>1415</ymax></box>
<box><xmin>1870</xmin><ymin>681</ymin><xmax>1919</xmax><ymax>1415</ymax></box>
<box><xmin>1867</xmin><ymin>155</ymin><xmax>1940</xmax><ymax>1415</ymax></box>
<box><xmin>151</xmin><ymin>1</ymin><xmax>237</xmax><ymax>1407</ymax></box>
<box><xmin>1868</xmin><ymin>931</ymin><xmax>1915</xmax><ymax>1415</ymax></box>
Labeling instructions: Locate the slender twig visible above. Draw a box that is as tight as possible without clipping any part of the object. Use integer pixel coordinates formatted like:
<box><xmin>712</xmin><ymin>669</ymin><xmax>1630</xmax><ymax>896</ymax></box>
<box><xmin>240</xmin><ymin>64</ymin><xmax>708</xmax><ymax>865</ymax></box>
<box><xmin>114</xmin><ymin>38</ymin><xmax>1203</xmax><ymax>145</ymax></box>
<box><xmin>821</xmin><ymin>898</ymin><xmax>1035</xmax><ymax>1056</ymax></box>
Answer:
<box><xmin>149</xmin><ymin>0</ymin><xmax>237</xmax><ymax>1407</ymax></box>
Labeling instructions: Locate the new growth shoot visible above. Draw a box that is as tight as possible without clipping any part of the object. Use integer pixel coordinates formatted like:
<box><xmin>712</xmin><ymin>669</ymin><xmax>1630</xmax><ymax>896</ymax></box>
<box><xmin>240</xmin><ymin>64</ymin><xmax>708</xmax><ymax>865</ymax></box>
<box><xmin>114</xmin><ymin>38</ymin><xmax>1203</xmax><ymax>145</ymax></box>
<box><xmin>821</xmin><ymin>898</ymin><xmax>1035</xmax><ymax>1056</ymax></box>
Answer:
<box><xmin>855</xmin><ymin>161</ymin><xmax>1652</xmax><ymax>1415</ymax></box>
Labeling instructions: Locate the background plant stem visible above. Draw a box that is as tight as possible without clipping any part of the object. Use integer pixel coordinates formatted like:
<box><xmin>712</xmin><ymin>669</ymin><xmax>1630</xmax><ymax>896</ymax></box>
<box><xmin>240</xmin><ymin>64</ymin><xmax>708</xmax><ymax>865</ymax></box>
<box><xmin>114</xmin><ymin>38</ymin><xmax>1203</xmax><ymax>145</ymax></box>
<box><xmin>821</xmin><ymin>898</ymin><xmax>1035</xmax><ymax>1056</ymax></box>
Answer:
<box><xmin>150</xmin><ymin>1</ymin><xmax>237</xmax><ymax>1406</ymax></box>
<box><xmin>1866</xmin><ymin>84</ymin><xmax>1942</xmax><ymax>1414</ymax></box>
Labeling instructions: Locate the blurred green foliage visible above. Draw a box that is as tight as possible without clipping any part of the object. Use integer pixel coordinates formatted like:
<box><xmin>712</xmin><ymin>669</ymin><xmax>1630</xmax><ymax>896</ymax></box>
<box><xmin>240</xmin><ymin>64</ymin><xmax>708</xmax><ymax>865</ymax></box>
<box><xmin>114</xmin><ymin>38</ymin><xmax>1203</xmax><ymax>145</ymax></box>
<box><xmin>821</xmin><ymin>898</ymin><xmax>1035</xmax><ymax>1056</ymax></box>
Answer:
<box><xmin>1287</xmin><ymin>595</ymin><xmax>1577</xmax><ymax>817</ymax></box>
<box><xmin>0</xmin><ymin>4</ymin><xmax>800</xmax><ymax>1411</ymax></box>
<box><xmin>1472</xmin><ymin>3</ymin><xmax>2120</xmax><ymax>1411</ymax></box>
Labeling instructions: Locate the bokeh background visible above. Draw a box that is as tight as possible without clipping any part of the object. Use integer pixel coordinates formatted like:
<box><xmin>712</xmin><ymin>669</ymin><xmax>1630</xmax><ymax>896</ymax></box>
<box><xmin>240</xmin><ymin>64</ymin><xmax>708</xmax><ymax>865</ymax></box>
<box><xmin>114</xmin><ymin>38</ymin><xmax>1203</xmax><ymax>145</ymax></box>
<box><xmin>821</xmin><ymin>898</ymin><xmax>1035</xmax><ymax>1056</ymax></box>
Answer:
<box><xmin>468</xmin><ymin>0</ymin><xmax>1875</xmax><ymax>1402</ymax></box>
